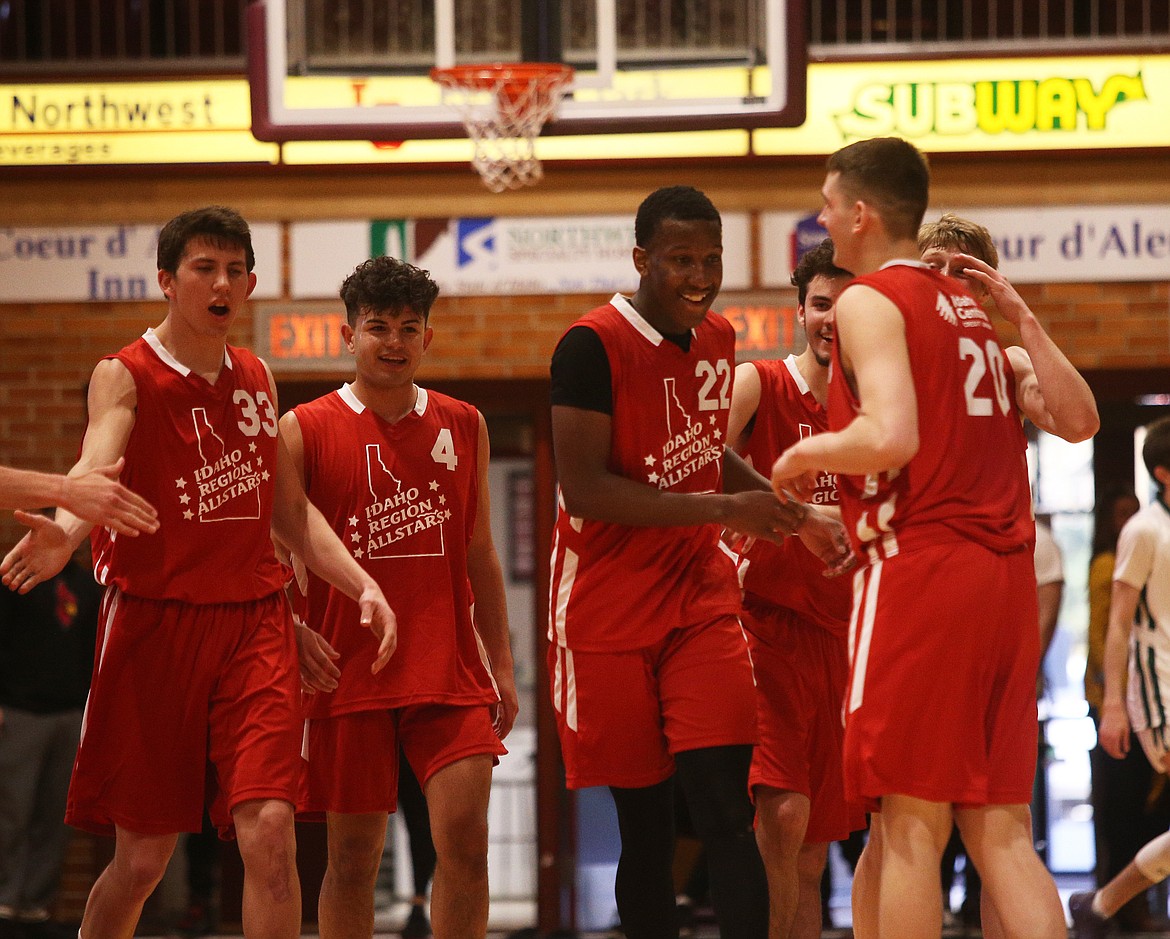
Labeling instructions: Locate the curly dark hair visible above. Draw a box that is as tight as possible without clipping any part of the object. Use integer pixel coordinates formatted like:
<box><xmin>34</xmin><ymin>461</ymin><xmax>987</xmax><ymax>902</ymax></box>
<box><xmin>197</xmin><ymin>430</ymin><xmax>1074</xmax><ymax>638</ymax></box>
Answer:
<box><xmin>156</xmin><ymin>206</ymin><xmax>254</xmax><ymax>274</ymax></box>
<box><xmin>340</xmin><ymin>256</ymin><xmax>440</xmax><ymax>325</ymax></box>
<box><xmin>634</xmin><ymin>185</ymin><xmax>721</xmax><ymax>248</ymax></box>
<box><xmin>790</xmin><ymin>238</ymin><xmax>851</xmax><ymax>306</ymax></box>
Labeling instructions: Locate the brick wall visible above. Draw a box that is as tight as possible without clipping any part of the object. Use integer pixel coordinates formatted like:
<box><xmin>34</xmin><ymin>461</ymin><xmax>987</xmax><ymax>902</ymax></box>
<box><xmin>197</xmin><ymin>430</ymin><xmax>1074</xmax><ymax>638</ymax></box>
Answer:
<box><xmin>2</xmin><ymin>278</ymin><xmax>1168</xmax><ymax>549</ymax></box>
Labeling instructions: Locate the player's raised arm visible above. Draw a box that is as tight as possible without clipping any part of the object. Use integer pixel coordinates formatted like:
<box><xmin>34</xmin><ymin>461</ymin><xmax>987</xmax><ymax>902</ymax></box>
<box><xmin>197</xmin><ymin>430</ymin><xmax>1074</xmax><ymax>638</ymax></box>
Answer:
<box><xmin>2</xmin><ymin>358</ymin><xmax>140</xmax><ymax>593</ymax></box>
<box><xmin>0</xmin><ymin>460</ymin><xmax>158</xmax><ymax>535</ymax></box>
<box><xmin>954</xmin><ymin>253</ymin><xmax>1098</xmax><ymax>442</ymax></box>
<box><xmin>771</xmin><ymin>286</ymin><xmax>918</xmax><ymax>498</ymax></box>
<box><xmin>466</xmin><ymin>412</ymin><xmax>519</xmax><ymax>739</ymax></box>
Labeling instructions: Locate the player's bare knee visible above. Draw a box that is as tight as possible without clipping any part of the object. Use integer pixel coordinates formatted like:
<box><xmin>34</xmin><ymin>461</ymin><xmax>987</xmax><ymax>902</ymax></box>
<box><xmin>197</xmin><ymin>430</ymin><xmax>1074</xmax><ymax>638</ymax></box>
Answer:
<box><xmin>114</xmin><ymin>846</ymin><xmax>171</xmax><ymax>899</ymax></box>
<box><xmin>755</xmin><ymin>791</ymin><xmax>809</xmax><ymax>855</ymax></box>
<box><xmin>327</xmin><ymin>833</ymin><xmax>383</xmax><ymax>887</ymax></box>
<box><xmin>236</xmin><ymin>800</ymin><xmax>295</xmax><ymax>867</ymax></box>
<box><xmin>435</xmin><ymin>816</ymin><xmax>489</xmax><ymax>873</ymax></box>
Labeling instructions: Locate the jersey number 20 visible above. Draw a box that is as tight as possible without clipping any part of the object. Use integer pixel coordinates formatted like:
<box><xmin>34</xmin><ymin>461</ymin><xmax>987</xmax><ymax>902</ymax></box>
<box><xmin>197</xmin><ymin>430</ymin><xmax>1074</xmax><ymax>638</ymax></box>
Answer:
<box><xmin>959</xmin><ymin>338</ymin><xmax>1011</xmax><ymax>417</ymax></box>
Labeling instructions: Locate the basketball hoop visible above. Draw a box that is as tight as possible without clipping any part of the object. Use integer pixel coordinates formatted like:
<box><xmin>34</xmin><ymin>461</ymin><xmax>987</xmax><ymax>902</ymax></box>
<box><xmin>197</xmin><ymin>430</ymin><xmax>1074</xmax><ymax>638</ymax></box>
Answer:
<box><xmin>431</xmin><ymin>63</ymin><xmax>575</xmax><ymax>193</ymax></box>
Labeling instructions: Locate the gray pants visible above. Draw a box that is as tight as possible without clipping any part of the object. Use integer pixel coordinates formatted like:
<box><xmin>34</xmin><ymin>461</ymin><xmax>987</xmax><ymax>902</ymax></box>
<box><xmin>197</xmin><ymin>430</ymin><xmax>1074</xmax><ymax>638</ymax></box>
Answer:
<box><xmin>0</xmin><ymin>707</ymin><xmax>83</xmax><ymax>916</ymax></box>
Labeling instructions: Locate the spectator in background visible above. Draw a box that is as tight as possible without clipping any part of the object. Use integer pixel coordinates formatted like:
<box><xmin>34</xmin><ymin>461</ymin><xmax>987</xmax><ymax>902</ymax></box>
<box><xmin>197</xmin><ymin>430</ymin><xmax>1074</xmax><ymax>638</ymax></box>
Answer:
<box><xmin>0</xmin><ymin>546</ymin><xmax>101</xmax><ymax>939</ymax></box>
<box><xmin>1084</xmin><ymin>487</ymin><xmax>1167</xmax><ymax>933</ymax></box>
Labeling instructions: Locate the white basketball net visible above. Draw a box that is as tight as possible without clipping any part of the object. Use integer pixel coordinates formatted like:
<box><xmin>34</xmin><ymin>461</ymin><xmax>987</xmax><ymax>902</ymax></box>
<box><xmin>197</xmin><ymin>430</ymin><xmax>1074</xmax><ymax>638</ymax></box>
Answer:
<box><xmin>434</xmin><ymin>66</ymin><xmax>574</xmax><ymax>193</ymax></box>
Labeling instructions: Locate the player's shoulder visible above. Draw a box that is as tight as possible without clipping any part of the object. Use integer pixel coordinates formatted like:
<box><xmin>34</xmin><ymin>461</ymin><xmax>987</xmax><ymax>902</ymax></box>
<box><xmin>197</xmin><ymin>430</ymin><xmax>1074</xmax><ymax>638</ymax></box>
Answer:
<box><xmin>1121</xmin><ymin>503</ymin><xmax>1170</xmax><ymax>544</ymax></box>
<box><xmin>420</xmin><ymin>386</ymin><xmax>479</xmax><ymax>422</ymax></box>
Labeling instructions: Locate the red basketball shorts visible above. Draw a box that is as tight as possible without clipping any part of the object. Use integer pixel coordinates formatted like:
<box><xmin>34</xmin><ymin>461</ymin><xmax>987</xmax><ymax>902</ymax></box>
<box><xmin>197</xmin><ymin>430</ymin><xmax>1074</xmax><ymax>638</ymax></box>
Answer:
<box><xmin>842</xmin><ymin>540</ymin><xmax>1039</xmax><ymax>809</ymax></box>
<box><xmin>301</xmin><ymin>703</ymin><xmax>506</xmax><ymax>816</ymax></box>
<box><xmin>66</xmin><ymin>589</ymin><xmax>302</xmax><ymax>838</ymax></box>
<box><xmin>743</xmin><ymin>597</ymin><xmax>865</xmax><ymax>842</ymax></box>
<box><xmin>549</xmin><ymin>615</ymin><xmax>758</xmax><ymax>790</ymax></box>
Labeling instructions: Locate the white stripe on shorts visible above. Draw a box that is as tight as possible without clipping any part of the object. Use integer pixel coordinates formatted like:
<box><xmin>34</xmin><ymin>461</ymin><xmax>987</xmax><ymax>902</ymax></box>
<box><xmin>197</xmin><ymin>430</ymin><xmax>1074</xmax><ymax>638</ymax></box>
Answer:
<box><xmin>849</xmin><ymin>559</ymin><xmax>883</xmax><ymax>714</ymax></box>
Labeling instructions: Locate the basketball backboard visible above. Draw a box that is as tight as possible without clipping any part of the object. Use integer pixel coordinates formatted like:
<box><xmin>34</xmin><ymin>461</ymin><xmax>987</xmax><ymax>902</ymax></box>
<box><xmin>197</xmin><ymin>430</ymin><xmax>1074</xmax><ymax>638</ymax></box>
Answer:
<box><xmin>246</xmin><ymin>0</ymin><xmax>807</xmax><ymax>143</ymax></box>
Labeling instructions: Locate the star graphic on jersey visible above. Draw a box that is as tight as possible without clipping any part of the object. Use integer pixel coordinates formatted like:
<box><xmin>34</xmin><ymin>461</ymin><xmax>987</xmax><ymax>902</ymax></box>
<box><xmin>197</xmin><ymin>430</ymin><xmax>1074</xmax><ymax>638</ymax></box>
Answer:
<box><xmin>350</xmin><ymin>532</ymin><xmax>360</xmax><ymax>543</ymax></box>
<box><xmin>249</xmin><ymin>442</ymin><xmax>257</xmax><ymax>453</ymax></box>
<box><xmin>183</xmin><ymin>509</ymin><xmax>194</xmax><ymax>520</ymax></box>
<box><xmin>256</xmin><ymin>455</ymin><xmax>264</xmax><ymax>467</ymax></box>
<box><xmin>709</xmin><ymin>415</ymin><xmax>717</xmax><ymax>425</ymax></box>
<box><xmin>713</xmin><ymin>429</ymin><xmax>722</xmax><ymax>440</ymax></box>
<box><xmin>261</xmin><ymin>470</ymin><xmax>270</xmax><ymax>481</ymax></box>
<box><xmin>353</xmin><ymin>547</ymin><xmax>364</xmax><ymax>559</ymax></box>
<box><xmin>429</xmin><ymin>480</ymin><xmax>440</xmax><ymax>491</ymax></box>
<box><xmin>644</xmin><ymin>455</ymin><xmax>656</xmax><ymax>466</ymax></box>
<box><xmin>648</xmin><ymin>471</ymin><xmax>660</xmax><ymax>484</ymax></box>
<box><xmin>179</xmin><ymin>493</ymin><xmax>190</xmax><ymax>505</ymax></box>
<box><xmin>175</xmin><ymin>477</ymin><xmax>186</xmax><ymax>488</ymax></box>
<box><xmin>443</xmin><ymin>510</ymin><xmax>453</xmax><ymax>521</ymax></box>
<box><xmin>348</xmin><ymin>516</ymin><xmax>359</xmax><ymax>527</ymax></box>
<box><xmin>438</xmin><ymin>494</ymin><xmax>447</xmax><ymax>505</ymax></box>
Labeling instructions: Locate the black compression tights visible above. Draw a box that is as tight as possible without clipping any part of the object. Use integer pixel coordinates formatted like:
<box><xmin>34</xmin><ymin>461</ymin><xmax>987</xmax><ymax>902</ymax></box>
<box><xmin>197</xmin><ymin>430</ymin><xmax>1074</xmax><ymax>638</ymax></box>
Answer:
<box><xmin>609</xmin><ymin>744</ymin><xmax>767</xmax><ymax>939</ymax></box>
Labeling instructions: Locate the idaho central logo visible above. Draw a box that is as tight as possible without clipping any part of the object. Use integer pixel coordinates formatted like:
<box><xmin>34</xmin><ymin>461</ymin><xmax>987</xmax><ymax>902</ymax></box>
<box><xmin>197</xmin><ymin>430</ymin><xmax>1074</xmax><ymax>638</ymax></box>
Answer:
<box><xmin>350</xmin><ymin>444</ymin><xmax>449</xmax><ymax>560</ymax></box>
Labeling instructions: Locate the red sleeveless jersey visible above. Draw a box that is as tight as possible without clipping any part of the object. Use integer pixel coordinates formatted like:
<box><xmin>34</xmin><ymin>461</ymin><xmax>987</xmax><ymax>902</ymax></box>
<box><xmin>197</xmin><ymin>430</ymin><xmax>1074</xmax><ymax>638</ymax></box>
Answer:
<box><xmin>549</xmin><ymin>296</ymin><xmax>741</xmax><ymax>653</ymax></box>
<box><xmin>827</xmin><ymin>262</ymin><xmax>1033</xmax><ymax>563</ymax></box>
<box><xmin>293</xmin><ymin>385</ymin><xmax>497</xmax><ymax>717</ymax></box>
<box><xmin>736</xmin><ymin>356</ymin><xmax>851</xmax><ymax>637</ymax></box>
<box><xmin>91</xmin><ymin>331</ymin><xmax>285</xmax><ymax>603</ymax></box>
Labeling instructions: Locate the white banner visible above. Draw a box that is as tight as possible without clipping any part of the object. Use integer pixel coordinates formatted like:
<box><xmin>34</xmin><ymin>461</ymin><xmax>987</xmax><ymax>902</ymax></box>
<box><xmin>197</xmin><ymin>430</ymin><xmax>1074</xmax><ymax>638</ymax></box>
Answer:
<box><xmin>289</xmin><ymin>214</ymin><xmax>751</xmax><ymax>299</ymax></box>
<box><xmin>761</xmin><ymin>205</ymin><xmax>1170</xmax><ymax>285</ymax></box>
<box><xmin>0</xmin><ymin>222</ymin><xmax>281</xmax><ymax>302</ymax></box>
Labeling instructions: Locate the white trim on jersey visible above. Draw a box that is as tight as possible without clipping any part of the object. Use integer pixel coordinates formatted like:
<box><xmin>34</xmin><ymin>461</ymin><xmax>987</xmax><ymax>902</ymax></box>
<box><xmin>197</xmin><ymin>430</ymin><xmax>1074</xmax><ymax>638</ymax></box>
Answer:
<box><xmin>469</xmin><ymin>601</ymin><xmax>502</xmax><ymax>701</ymax></box>
<box><xmin>782</xmin><ymin>353</ymin><xmax>810</xmax><ymax>396</ymax></box>
<box><xmin>610</xmin><ymin>293</ymin><xmax>696</xmax><ymax>346</ymax></box>
<box><xmin>550</xmin><ymin>538</ymin><xmax>580</xmax><ymax>648</ymax></box>
<box><xmin>143</xmin><ymin>328</ymin><xmax>232</xmax><ymax>376</ymax></box>
<box><xmin>337</xmin><ymin>382</ymin><xmax>428</xmax><ymax>418</ymax></box>
<box><xmin>848</xmin><ymin>560</ymin><xmax>883</xmax><ymax>714</ymax></box>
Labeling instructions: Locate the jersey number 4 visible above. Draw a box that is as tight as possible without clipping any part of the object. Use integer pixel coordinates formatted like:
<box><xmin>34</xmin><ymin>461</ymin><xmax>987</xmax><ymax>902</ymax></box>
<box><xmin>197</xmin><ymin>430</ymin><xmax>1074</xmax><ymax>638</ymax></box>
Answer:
<box><xmin>959</xmin><ymin>338</ymin><xmax>1011</xmax><ymax>418</ymax></box>
<box><xmin>431</xmin><ymin>428</ymin><xmax>458</xmax><ymax>471</ymax></box>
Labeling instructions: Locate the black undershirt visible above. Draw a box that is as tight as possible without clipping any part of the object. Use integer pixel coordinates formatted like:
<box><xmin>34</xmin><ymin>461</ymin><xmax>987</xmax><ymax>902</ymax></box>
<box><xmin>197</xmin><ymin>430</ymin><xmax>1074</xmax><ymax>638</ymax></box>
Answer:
<box><xmin>550</xmin><ymin>323</ymin><xmax>694</xmax><ymax>414</ymax></box>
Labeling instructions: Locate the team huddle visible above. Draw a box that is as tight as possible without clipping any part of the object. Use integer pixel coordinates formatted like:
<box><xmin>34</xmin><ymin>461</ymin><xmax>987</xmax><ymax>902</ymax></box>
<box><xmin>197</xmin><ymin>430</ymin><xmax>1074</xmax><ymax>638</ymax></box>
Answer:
<box><xmin>7</xmin><ymin>135</ymin><xmax>1167</xmax><ymax>939</ymax></box>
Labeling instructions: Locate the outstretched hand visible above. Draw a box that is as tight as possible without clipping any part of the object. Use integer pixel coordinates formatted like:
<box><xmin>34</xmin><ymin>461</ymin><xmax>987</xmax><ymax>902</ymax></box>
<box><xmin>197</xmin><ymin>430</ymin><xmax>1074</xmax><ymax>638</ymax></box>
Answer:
<box><xmin>359</xmin><ymin>585</ymin><xmax>398</xmax><ymax>673</ymax></box>
<box><xmin>721</xmin><ymin>490</ymin><xmax>806</xmax><ymax>544</ymax></box>
<box><xmin>63</xmin><ymin>458</ymin><xmax>159</xmax><ymax>536</ymax></box>
<box><xmin>771</xmin><ymin>447</ymin><xmax>821</xmax><ymax>503</ymax></box>
<box><xmin>797</xmin><ymin>510</ymin><xmax>858</xmax><ymax>578</ymax></box>
<box><xmin>1</xmin><ymin>511</ymin><xmax>74</xmax><ymax>594</ymax></box>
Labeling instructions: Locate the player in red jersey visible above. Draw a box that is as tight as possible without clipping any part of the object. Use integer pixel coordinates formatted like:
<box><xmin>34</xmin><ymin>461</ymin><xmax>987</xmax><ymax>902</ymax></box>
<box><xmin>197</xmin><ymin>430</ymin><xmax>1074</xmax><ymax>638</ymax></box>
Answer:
<box><xmin>549</xmin><ymin>185</ymin><xmax>849</xmax><ymax>939</ymax></box>
<box><xmin>771</xmin><ymin>139</ymin><xmax>1099</xmax><ymax>939</ymax></box>
<box><xmin>283</xmin><ymin>255</ymin><xmax>516</xmax><ymax>939</ymax></box>
<box><xmin>726</xmin><ymin>238</ymin><xmax>863</xmax><ymax>939</ymax></box>
<box><xmin>0</xmin><ymin>460</ymin><xmax>157</xmax><ymax>535</ymax></box>
<box><xmin>0</xmin><ymin>207</ymin><xmax>396</xmax><ymax>939</ymax></box>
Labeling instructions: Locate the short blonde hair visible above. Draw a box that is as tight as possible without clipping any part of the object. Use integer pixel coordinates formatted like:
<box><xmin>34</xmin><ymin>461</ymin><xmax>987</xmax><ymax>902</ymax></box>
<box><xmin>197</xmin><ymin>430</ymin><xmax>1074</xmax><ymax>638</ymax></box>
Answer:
<box><xmin>918</xmin><ymin>213</ymin><xmax>999</xmax><ymax>269</ymax></box>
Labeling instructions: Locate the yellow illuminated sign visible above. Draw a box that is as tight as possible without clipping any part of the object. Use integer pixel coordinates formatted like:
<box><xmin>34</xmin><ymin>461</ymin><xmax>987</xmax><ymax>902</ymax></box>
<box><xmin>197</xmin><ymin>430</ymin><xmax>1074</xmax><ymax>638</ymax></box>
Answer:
<box><xmin>2</xmin><ymin>55</ymin><xmax>1167</xmax><ymax>167</ymax></box>
<box><xmin>0</xmin><ymin>80</ymin><xmax>276</xmax><ymax>165</ymax></box>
